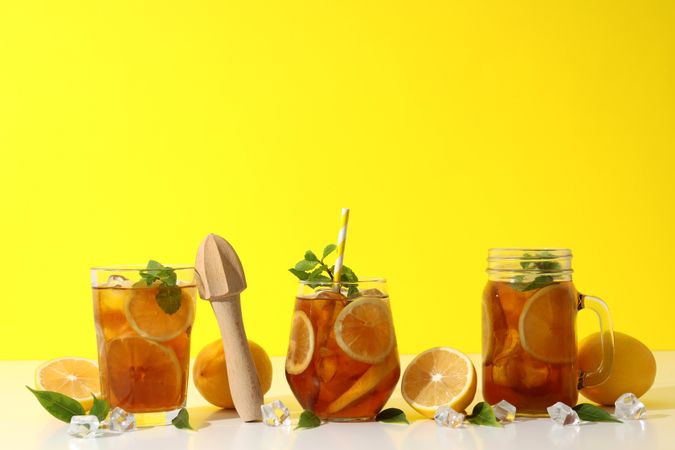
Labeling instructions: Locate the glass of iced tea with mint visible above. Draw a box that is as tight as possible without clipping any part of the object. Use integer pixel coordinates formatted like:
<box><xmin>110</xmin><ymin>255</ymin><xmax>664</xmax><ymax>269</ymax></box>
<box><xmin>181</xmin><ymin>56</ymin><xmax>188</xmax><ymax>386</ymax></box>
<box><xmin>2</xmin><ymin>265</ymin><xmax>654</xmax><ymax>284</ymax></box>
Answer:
<box><xmin>91</xmin><ymin>262</ymin><xmax>196</xmax><ymax>425</ymax></box>
<box><xmin>285</xmin><ymin>246</ymin><xmax>400</xmax><ymax>421</ymax></box>
<box><xmin>483</xmin><ymin>249</ymin><xmax>614</xmax><ymax>414</ymax></box>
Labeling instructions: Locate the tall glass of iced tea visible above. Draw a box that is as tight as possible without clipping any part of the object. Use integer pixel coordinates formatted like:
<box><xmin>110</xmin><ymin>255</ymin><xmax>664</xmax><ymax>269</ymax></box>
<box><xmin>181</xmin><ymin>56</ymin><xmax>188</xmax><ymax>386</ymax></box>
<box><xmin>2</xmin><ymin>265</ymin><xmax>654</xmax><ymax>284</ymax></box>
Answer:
<box><xmin>483</xmin><ymin>249</ymin><xmax>614</xmax><ymax>414</ymax></box>
<box><xmin>285</xmin><ymin>278</ymin><xmax>400</xmax><ymax>421</ymax></box>
<box><xmin>91</xmin><ymin>264</ymin><xmax>196</xmax><ymax>425</ymax></box>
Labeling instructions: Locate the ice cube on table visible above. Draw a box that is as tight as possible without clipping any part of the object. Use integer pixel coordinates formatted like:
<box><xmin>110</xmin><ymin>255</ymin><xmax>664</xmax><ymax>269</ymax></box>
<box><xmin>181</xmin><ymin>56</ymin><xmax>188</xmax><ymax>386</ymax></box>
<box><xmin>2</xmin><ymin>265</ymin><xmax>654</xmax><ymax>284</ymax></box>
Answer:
<box><xmin>434</xmin><ymin>405</ymin><xmax>465</xmax><ymax>428</ymax></box>
<box><xmin>261</xmin><ymin>400</ymin><xmax>291</xmax><ymax>427</ymax></box>
<box><xmin>615</xmin><ymin>393</ymin><xmax>647</xmax><ymax>420</ymax></box>
<box><xmin>547</xmin><ymin>402</ymin><xmax>580</xmax><ymax>426</ymax></box>
<box><xmin>106</xmin><ymin>407</ymin><xmax>136</xmax><ymax>433</ymax></box>
<box><xmin>493</xmin><ymin>400</ymin><xmax>516</xmax><ymax>423</ymax></box>
<box><xmin>68</xmin><ymin>415</ymin><xmax>100</xmax><ymax>438</ymax></box>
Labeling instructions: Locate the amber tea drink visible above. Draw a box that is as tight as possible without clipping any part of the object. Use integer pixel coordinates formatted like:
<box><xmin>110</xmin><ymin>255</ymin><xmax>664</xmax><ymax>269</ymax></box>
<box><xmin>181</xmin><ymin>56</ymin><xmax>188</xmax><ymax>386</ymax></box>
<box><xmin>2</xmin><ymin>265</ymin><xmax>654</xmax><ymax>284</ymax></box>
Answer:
<box><xmin>91</xmin><ymin>262</ymin><xmax>196</xmax><ymax>425</ymax></box>
<box><xmin>483</xmin><ymin>249</ymin><xmax>614</xmax><ymax>414</ymax></box>
<box><xmin>286</xmin><ymin>278</ymin><xmax>399</xmax><ymax>420</ymax></box>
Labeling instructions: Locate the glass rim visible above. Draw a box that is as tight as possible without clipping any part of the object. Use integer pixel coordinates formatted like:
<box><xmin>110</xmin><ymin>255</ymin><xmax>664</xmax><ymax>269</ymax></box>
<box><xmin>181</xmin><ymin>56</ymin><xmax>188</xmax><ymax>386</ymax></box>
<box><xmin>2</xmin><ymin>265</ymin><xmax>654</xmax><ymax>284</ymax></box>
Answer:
<box><xmin>90</xmin><ymin>264</ymin><xmax>195</xmax><ymax>271</ymax></box>
<box><xmin>298</xmin><ymin>277</ymin><xmax>386</xmax><ymax>285</ymax></box>
<box><xmin>488</xmin><ymin>247</ymin><xmax>571</xmax><ymax>254</ymax></box>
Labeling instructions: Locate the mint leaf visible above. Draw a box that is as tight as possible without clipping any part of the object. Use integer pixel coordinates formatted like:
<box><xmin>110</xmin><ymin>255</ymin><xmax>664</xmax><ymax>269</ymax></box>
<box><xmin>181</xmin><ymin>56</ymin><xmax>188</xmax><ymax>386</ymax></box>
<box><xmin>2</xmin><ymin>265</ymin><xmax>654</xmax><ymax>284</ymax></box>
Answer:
<box><xmin>172</xmin><ymin>407</ymin><xmax>194</xmax><ymax>430</ymax></box>
<box><xmin>89</xmin><ymin>394</ymin><xmax>110</xmax><ymax>421</ymax></box>
<box><xmin>376</xmin><ymin>408</ymin><xmax>408</xmax><ymax>424</ymax></box>
<box><xmin>156</xmin><ymin>285</ymin><xmax>182</xmax><ymax>314</ymax></box>
<box><xmin>322</xmin><ymin>244</ymin><xmax>337</xmax><ymax>259</ymax></box>
<box><xmin>573</xmin><ymin>404</ymin><xmax>622</xmax><ymax>423</ymax></box>
<box><xmin>296</xmin><ymin>410</ymin><xmax>321</xmax><ymax>429</ymax></box>
<box><xmin>305</xmin><ymin>250</ymin><xmax>319</xmax><ymax>262</ymax></box>
<box><xmin>466</xmin><ymin>402</ymin><xmax>502</xmax><ymax>427</ymax></box>
<box><xmin>295</xmin><ymin>260</ymin><xmax>319</xmax><ymax>271</ymax></box>
<box><xmin>27</xmin><ymin>386</ymin><xmax>86</xmax><ymax>423</ymax></box>
<box><xmin>511</xmin><ymin>275</ymin><xmax>555</xmax><ymax>292</ymax></box>
<box><xmin>159</xmin><ymin>269</ymin><xmax>177</xmax><ymax>286</ymax></box>
<box><xmin>289</xmin><ymin>268</ymin><xmax>310</xmax><ymax>280</ymax></box>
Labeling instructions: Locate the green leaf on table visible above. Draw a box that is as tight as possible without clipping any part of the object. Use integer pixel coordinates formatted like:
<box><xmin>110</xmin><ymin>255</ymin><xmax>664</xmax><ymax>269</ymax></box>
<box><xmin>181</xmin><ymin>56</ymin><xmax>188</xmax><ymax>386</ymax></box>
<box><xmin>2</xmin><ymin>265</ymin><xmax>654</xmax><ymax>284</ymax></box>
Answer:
<box><xmin>289</xmin><ymin>268</ymin><xmax>310</xmax><ymax>280</ymax></box>
<box><xmin>172</xmin><ymin>408</ymin><xmax>194</xmax><ymax>430</ymax></box>
<box><xmin>304</xmin><ymin>250</ymin><xmax>319</xmax><ymax>262</ymax></box>
<box><xmin>376</xmin><ymin>408</ymin><xmax>409</xmax><ymax>424</ymax></box>
<box><xmin>156</xmin><ymin>285</ymin><xmax>182</xmax><ymax>314</ymax></box>
<box><xmin>466</xmin><ymin>402</ymin><xmax>502</xmax><ymax>427</ymax></box>
<box><xmin>296</xmin><ymin>410</ymin><xmax>321</xmax><ymax>429</ymax></box>
<box><xmin>27</xmin><ymin>386</ymin><xmax>86</xmax><ymax>423</ymax></box>
<box><xmin>295</xmin><ymin>260</ymin><xmax>319</xmax><ymax>271</ymax></box>
<box><xmin>573</xmin><ymin>404</ymin><xmax>622</xmax><ymax>423</ymax></box>
<box><xmin>89</xmin><ymin>394</ymin><xmax>110</xmax><ymax>422</ymax></box>
<box><xmin>322</xmin><ymin>244</ymin><xmax>337</xmax><ymax>259</ymax></box>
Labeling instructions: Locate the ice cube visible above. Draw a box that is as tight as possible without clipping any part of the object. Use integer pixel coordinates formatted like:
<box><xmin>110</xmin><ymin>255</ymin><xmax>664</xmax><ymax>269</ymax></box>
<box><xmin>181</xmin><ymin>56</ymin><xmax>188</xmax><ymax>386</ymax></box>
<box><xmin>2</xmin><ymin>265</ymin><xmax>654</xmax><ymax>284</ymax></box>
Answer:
<box><xmin>614</xmin><ymin>393</ymin><xmax>647</xmax><ymax>420</ymax></box>
<box><xmin>261</xmin><ymin>400</ymin><xmax>291</xmax><ymax>427</ymax></box>
<box><xmin>104</xmin><ymin>275</ymin><xmax>133</xmax><ymax>288</ymax></box>
<box><xmin>107</xmin><ymin>407</ymin><xmax>136</xmax><ymax>432</ymax></box>
<box><xmin>434</xmin><ymin>405</ymin><xmax>464</xmax><ymax>428</ymax></box>
<box><xmin>547</xmin><ymin>402</ymin><xmax>580</xmax><ymax>426</ymax></box>
<box><xmin>358</xmin><ymin>288</ymin><xmax>386</xmax><ymax>298</ymax></box>
<box><xmin>68</xmin><ymin>415</ymin><xmax>100</xmax><ymax>438</ymax></box>
<box><xmin>493</xmin><ymin>400</ymin><xmax>516</xmax><ymax>423</ymax></box>
<box><xmin>314</xmin><ymin>290</ymin><xmax>346</xmax><ymax>300</ymax></box>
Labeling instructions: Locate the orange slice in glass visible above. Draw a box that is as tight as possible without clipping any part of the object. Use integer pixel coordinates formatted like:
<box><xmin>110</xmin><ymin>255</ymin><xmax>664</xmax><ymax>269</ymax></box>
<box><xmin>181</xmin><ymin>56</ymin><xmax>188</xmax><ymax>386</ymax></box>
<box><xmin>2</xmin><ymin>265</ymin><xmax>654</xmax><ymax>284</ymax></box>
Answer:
<box><xmin>334</xmin><ymin>297</ymin><xmax>395</xmax><ymax>364</ymax></box>
<box><xmin>286</xmin><ymin>310</ymin><xmax>314</xmax><ymax>375</ymax></box>
<box><xmin>35</xmin><ymin>357</ymin><xmax>100</xmax><ymax>410</ymax></box>
<box><xmin>401</xmin><ymin>347</ymin><xmax>477</xmax><ymax>418</ymax></box>
<box><xmin>105</xmin><ymin>336</ymin><xmax>182</xmax><ymax>411</ymax></box>
<box><xmin>519</xmin><ymin>283</ymin><xmax>577</xmax><ymax>364</ymax></box>
<box><xmin>124</xmin><ymin>287</ymin><xmax>194</xmax><ymax>342</ymax></box>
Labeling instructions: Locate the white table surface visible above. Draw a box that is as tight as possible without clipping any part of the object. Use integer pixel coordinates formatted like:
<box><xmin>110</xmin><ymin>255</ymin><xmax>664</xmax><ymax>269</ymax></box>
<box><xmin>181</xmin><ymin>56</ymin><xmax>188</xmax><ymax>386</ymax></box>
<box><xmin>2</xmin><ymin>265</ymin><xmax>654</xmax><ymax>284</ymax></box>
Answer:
<box><xmin>2</xmin><ymin>352</ymin><xmax>674</xmax><ymax>450</ymax></box>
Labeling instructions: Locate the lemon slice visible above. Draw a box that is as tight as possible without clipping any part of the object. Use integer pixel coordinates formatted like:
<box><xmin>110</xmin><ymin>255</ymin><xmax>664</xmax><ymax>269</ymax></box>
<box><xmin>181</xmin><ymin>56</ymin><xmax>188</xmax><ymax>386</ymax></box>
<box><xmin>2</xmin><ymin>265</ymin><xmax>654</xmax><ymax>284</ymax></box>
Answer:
<box><xmin>334</xmin><ymin>297</ymin><xmax>395</xmax><ymax>364</ymax></box>
<box><xmin>401</xmin><ymin>347</ymin><xmax>477</xmax><ymax>418</ymax></box>
<box><xmin>519</xmin><ymin>283</ymin><xmax>576</xmax><ymax>364</ymax></box>
<box><xmin>124</xmin><ymin>287</ymin><xmax>194</xmax><ymax>342</ymax></box>
<box><xmin>285</xmin><ymin>310</ymin><xmax>314</xmax><ymax>375</ymax></box>
<box><xmin>35</xmin><ymin>357</ymin><xmax>100</xmax><ymax>409</ymax></box>
<box><xmin>105</xmin><ymin>336</ymin><xmax>182</xmax><ymax>411</ymax></box>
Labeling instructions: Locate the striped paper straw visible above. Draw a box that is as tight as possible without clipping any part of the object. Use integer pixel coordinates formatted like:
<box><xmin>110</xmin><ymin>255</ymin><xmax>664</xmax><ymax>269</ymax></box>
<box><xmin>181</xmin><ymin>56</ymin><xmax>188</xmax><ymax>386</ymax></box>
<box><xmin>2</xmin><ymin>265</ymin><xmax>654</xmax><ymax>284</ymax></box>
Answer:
<box><xmin>333</xmin><ymin>208</ymin><xmax>350</xmax><ymax>283</ymax></box>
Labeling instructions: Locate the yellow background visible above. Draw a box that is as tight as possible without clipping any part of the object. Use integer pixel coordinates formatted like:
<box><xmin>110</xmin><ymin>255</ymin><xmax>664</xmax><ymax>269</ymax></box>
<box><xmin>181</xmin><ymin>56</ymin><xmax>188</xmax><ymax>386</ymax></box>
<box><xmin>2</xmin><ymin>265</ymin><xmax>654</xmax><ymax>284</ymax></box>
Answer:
<box><xmin>1</xmin><ymin>0</ymin><xmax>674</xmax><ymax>360</ymax></box>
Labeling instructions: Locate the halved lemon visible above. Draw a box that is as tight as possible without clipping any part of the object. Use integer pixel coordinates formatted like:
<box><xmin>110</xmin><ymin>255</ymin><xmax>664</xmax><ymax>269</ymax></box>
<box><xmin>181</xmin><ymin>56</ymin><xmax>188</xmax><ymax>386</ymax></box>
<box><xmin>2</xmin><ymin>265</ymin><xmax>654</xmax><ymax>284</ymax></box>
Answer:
<box><xmin>124</xmin><ymin>288</ymin><xmax>194</xmax><ymax>341</ymax></box>
<box><xmin>35</xmin><ymin>357</ymin><xmax>100</xmax><ymax>410</ymax></box>
<box><xmin>105</xmin><ymin>336</ymin><xmax>182</xmax><ymax>411</ymax></box>
<box><xmin>401</xmin><ymin>347</ymin><xmax>477</xmax><ymax>418</ymax></box>
<box><xmin>285</xmin><ymin>310</ymin><xmax>314</xmax><ymax>375</ymax></box>
<box><xmin>334</xmin><ymin>297</ymin><xmax>395</xmax><ymax>364</ymax></box>
<box><xmin>518</xmin><ymin>283</ymin><xmax>576</xmax><ymax>364</ymax></box>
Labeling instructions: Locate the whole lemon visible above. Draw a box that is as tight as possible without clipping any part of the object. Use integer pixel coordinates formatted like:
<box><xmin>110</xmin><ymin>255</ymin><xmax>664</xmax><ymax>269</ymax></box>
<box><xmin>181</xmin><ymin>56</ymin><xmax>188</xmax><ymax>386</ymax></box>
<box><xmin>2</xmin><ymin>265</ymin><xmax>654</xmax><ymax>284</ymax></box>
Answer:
<box><xmin>578</xmin><ymin>331</ymin><xmax>656</xmax><ymax>405</ymax></box>
<box><xmin>193</xmin><ymin>339</ymin><xmax>273</xmax><ymax>408</ymax></box>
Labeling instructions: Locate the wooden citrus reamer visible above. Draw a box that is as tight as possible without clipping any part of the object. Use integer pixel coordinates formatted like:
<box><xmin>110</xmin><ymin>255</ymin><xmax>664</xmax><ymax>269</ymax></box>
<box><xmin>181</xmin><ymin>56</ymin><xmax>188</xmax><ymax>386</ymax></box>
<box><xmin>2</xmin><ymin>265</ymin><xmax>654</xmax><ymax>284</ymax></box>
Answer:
<box><xmin>195</xmin><ymin>233</ymin><xmax>263</xmax><ymax>421</ymax></box>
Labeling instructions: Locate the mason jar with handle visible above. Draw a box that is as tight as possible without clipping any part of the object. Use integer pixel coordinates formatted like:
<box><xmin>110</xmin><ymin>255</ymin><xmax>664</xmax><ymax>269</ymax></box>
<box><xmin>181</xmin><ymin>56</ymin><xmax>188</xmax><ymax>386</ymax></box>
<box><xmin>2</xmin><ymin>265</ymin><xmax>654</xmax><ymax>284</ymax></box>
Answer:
<box><xmin>482</xmin><ymin>248</ymin><xmax>614</xmax><ymax>414</ymax></box>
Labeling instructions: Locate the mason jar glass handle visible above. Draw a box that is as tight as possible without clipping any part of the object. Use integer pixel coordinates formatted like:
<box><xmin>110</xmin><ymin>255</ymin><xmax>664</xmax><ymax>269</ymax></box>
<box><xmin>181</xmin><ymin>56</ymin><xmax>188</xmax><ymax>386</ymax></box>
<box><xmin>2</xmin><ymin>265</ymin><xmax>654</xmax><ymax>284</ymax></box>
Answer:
<box><xmin>578</xmin><ymin>294</ymin><xmax>615</xmax><ymax>389</ymax></box>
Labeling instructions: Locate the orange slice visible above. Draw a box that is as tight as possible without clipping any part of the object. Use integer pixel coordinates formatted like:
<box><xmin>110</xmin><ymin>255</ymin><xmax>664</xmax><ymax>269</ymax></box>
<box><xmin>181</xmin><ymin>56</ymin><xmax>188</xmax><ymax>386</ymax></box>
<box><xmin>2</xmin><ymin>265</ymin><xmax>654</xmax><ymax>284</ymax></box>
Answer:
<box><xmin>327</xmin><ymin>351</ymin><xmax>399</xmax><ymax>414</ymax></box>
<box><xmin>401</xmin><ymin>347</ymin><xmax>477</xmax><ymax>418</ymax></box>
<box><xmin>334</xmin><ymin>297</ymin><xmax>395</xmax><ymax>364</ymax></box>
<box><xmin>285</xmin><ymin>310</ymin><xmax>314</xmax><ymax>375</ymax></box>
<box><xmin>35</xmin><ymin>357</ymin><xmax>100</xmax><ymax>410</ymax></box>
<box><xmin>105</xmin><ymin>336</ymin><xmax>182</xmax><ymax>411</ymax></box>
<box><xmin>519</xmin><ymin>283</ymin><xmax>576</xmax><ymax>364</ymax></box>
<box><xmin>124</xmin><ymin>287</ymin><xmax>194</xmax><ymax>341</ymax></box>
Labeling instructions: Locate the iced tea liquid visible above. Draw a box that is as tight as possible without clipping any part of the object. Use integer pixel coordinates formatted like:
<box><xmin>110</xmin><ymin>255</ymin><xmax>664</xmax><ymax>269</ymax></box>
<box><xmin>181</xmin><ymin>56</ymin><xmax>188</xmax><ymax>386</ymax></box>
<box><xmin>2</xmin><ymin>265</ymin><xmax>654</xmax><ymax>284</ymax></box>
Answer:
<box><xmin>285</xmin><ymin>289</ymin><xmax>400</xmax><ymax>420</ymax></box>
<box><xmin>92</xmin><ymin>282</ymin><xmax>196</xmax><ymax>413</ymax></box>
<box><xmin>482</xmin><ymin>280</ymin><xmax>578</xmax><ymax>413</ymax></box>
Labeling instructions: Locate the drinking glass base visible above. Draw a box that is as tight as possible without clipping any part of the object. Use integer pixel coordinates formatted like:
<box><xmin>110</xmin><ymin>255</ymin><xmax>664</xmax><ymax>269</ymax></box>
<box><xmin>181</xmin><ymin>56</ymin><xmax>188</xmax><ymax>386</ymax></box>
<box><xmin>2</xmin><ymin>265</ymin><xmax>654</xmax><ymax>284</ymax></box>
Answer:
<box><xmin>133</xmin><ymin>408</ymin><xmax>183</xmax><ymax>427</ymax></box>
